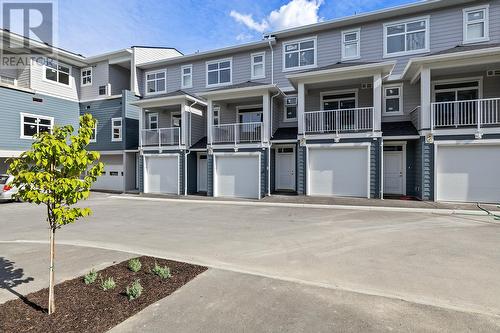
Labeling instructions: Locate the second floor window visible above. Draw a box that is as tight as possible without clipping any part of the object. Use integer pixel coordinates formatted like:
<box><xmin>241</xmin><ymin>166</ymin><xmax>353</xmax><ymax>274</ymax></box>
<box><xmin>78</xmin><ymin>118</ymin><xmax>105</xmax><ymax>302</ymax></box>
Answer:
<box><xmin>251</xmin><ymin>52</ymin><xmax>265</xmax><ymax>79</ymax></box>
<box><xmin>21</xmin><ymin>113</ymin><xmax>53</xmax><ymax>139</ymax></box>
<box><xmin>207</xmin><ymin>59</ymin><xmax>232</xmax><ymax>86</ymax></box>
<box><xmin>283</xmin><ymin>38</ymin><xmax>316</xmax><ymax>70</ymax></box>
<box><xmin>384</xmin><ymin>17</ymin><xmax>429</xmax><ymax>57</ymax></box>
<box><xmin>148</xmin><ymin>113</ymin><xmax>158</xmax><ymax>130</ymax></box>
<box><xmin>146</xmin><ymin>70</ymin><xmax>166</xmax><ymax>94</ymax></box>
<box><xmin>111</xmin><ymin>117</ymin><xmax>122</xmax><ymax>142</ymax></box>
<box><xmin>213</xmin><ymin>105</ymin><xmax>220</xmax><ymax>125</ymax></box>
<box><xmin>98</xmin><ymin>85</ymin><xmax>107</xmax><ymax>96</ymax></box>
<box><xmin>45</xmin><ymin>60</ymin><xmax>70</xmax><ymax>85</ymax></box>
<box><xmin>81</xmin><ymin>67</ymin><xmax>92</xmax><ymax>86</ymax></box>
<box><xmin>463</xmin><ymin>6</ymin><xmax>489</xmax><ymax>43</ymax></box>
<box><xmin>383</xmin><ymin>85</ymin><xmax>403</xmax><ymax>115</ymax></box>
<box><xmin>90</xmin><ymin>120</ymin><xmax>97</xmax><ymax>142</ymax></box>
<box><xmin>181</xmin><ymin>65</ymin><xmax>193</xmax><ymax>89</ymax></box>
<box><xmin>342</xmin><ymin>29</ymin><xmax>360</xmax><ymax>60</ymax></box>
<box><xmin>284</xmin><ymin>96</ymin><xmax>297</xmax><ymax>121</ymax></box>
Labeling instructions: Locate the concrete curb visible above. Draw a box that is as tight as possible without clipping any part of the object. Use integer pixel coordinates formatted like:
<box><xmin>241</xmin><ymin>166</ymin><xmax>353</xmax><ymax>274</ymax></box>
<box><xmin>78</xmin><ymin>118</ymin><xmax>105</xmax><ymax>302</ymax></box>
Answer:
<box><xmin>109</xmin><ymin>195</ymin><xmax>500</xmax><ymax>217</ymax></box>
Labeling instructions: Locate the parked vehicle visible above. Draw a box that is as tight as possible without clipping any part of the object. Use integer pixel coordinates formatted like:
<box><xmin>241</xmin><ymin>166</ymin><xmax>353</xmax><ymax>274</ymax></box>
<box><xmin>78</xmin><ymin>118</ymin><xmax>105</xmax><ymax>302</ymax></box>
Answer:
<box><xmin>0</xmin><ymin>174</ymin><xmax>19</xmax><ymax>202</ymax></box>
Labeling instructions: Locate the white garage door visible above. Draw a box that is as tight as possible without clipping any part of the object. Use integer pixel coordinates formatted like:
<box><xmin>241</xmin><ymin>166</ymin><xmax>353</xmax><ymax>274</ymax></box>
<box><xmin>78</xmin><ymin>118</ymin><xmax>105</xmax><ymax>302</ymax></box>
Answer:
<box><xmin>144</xmin><ymin>155</ymin><xmax>179</xmax><ymax>194</ymax></box>
<box><xmin>215</xmin><ymin>154</ymin><xmax>260</xmax><ymax>199</ymax></box>
<box><xmin>308</xmin><ymin>146</ymin><xmax>369</xmax><ymax>197</ymax></box>
<box><xmin>436</xmin><ymin>144</ymin><xmax>500</xmax><ymax>203</ymax></box>
<box><xmin>93</xmin><ymin>154</ymin><xmax>123</xmax><ymax>192</ymax></box>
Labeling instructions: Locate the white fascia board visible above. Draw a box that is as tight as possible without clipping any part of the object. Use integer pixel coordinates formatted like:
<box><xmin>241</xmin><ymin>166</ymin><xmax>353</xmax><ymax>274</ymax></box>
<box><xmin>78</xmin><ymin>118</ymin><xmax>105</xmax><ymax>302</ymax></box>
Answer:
<box><xmin>197</xmin><ymin>84</ymin><xmax>277</xmax><ymax>98</ymax></box>
<box><xmin>85</xmin><ymin>49</ymin><xmax>132</xmax><ymax>63</ymax></box>
<box><xmin>131</xmin><ymin>95</ymin><xmax>206</xmax><ymax>107</ymax></box>
<box><xmin>138</xmin><ymin>38</ymin><xmax>276</xmax><ymax>69</ymax></box>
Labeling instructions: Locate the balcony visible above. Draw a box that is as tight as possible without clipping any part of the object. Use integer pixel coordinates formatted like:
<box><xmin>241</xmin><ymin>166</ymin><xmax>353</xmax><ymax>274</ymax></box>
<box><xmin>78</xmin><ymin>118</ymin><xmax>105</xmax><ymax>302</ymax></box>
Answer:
<box><xmin>141</xmin><ymin>127</ymin><xmax>181</xmax><ymax>148</ymax></box>
<box><xmin>304</xmin><ymin>107</ymin><xmax>374</xmax><ymax>135</ymax></box>
<box><xmin>431</xmin><ymin>98</ymin><xmax>500</xmax><ymax>131</ymax></box>
<box><xmin>211</xmin><ymin>122</ymin><xmax>263</xmax><ymax>144</ymax></box>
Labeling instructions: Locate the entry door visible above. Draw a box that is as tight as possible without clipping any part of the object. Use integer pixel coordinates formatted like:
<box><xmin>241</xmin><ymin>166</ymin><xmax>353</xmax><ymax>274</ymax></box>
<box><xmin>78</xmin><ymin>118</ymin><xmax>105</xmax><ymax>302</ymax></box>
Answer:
<box><xmin>198</xmin><ymin>154</ymin><xmax>207</xmax><ymax>192</ymax></box>
<box><xmin>383</xmin><ymin>146</ymin><xmax>404</xmax><ymax>195</ymax></box>
<box><xmin>275</xmin><ymin>147</ymin><xmax>295</xmax><ymax>190</ymax></box>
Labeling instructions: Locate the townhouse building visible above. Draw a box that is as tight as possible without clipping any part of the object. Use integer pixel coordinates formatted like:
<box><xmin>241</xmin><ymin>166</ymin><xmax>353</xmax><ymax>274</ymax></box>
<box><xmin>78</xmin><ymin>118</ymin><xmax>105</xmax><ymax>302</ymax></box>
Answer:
<box><xmin>134</xmin><ymin>0</ymin><xmax>500</xmax><ymax>203</ymax></box>
<box><xmin>2</xmin><ymin>0</ymin><xmax>499</xmax><ymax>204</ymax></box>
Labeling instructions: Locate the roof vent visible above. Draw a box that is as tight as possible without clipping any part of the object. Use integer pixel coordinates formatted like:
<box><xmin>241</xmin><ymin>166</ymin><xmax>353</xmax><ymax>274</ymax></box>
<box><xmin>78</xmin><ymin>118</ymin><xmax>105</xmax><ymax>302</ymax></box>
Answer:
<box><xmin>361</xmin><ymin>83</ymin><xmax>373</xmax><ymax>89</ymax></box>
<box><xmin>487</xmin><ymin>69</ymin><xmax>500</xmax><ymax>77</ymax></box>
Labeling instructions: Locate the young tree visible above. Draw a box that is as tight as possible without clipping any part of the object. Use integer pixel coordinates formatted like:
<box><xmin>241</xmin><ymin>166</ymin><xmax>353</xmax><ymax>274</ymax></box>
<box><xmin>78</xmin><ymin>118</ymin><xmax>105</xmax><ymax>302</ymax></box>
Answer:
<box><xmin>7</xmin><ymin>114</ymin><xmax>103</xmax><ymax>314</ymax></box>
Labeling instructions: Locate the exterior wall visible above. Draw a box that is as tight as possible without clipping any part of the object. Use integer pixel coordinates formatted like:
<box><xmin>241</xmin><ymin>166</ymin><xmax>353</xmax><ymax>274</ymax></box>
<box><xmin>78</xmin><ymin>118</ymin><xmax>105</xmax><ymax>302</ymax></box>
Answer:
<box><xmin>17</xmin><ymin>63</ymin><xmax>31</xmax><ymax>88</ymax></box>
<box><xmin>405</xmin><ymin>139</ymin><xmax>419</xmax><ymax>197</ymax></box>
<box><xmin>134</xmin><ymin>47</ymin><xmax>182</xmax><ymax>66</ymax></box>
<box><xmin>297</xmin><ymin>145</ymin><xmax>307</xmax><ymax>195</ymax></box>
<box><xmin>30</xmin><ymin>58</ymin><xmax>80</xmax><ymax>100</ymax></box>
<box><xmin>109</xmin><ymin>65</ymin><xmax>130</xmax><ymax>95</ymax></box>
<box><xmin>0</xmin><ymin>87</ymin><xmax>79</xmax><ymax>151</ymax></box>
<box><xmin>189</xmin><ymin>104</ymin><xmax>206</xmax><ymax>146</ymax></box>
<box><xmin>124</xmin><ymin>92</ymin><xmax>140</xmax><ymax>150</ymax></box>
<box><xmin>382</xmin><ymin>80</ymin><xmax>420</xmax><ymax>123</ymax></box>
<box><xmin>432</xmin><ymin>71</ymin><xmax>500</xmax><ymax>98</ymax></box>
<box><xmin>187</xmin><ymin>152</ymin><xmax>198</xmax><ymax>194</ymax></box>
<box><xmin>79</xmin><ymin>61</ymin><xmax>109</xmax><ymax>101</ymax></box>
<box><xmin>420</xmin><ymin>137</ymin><xmax>434</xmax><ymax>201</ymax></box>
<box><xmin>305</xmin><ymin>84</ymin><xmax>373</xmax><ymax>111</ymax></box>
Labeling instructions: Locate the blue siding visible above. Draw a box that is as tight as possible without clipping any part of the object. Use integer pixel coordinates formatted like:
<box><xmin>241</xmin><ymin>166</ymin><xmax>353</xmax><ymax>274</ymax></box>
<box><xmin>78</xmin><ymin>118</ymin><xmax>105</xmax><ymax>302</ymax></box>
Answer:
<box><xmin>0</xmin><ymin>87</ymin><xmax>79</xmax><ymax>151</ymax></box>
<box><xmin>124</xmin><ymin>91</ymin><xmax>140</xmax><ymax>150</ymax></box>
<box><xmin>405</xmin><ymin>139</ymin><xmax>419</xmax><ymax>198</ymax></box>
<box><xmin>187</xmin><ymin>152</ymin><xmax>198</xmax><ymax>194</ymax></box>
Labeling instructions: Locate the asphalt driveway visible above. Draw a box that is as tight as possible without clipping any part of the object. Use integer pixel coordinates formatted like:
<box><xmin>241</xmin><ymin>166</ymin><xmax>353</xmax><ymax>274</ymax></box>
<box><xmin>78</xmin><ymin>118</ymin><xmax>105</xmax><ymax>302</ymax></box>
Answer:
<box><xmin>1</xmin><ymin>193</ymin><xmax>500</xmax><ymax>331</ymax></box>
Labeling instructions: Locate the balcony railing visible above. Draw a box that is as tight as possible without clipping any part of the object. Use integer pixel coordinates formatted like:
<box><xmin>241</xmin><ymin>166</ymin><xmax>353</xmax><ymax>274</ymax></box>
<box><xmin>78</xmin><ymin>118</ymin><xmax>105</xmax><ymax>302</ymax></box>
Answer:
<box><xmin>431</xmin><ymin>98</ymin><xmax>500</xmax><ymax>131</ymax></box>
<box><xmin>304</xmin><ymin>107</ymin><xmax>374</xmax><ymax>135</ymax></box>
<box><xmin>211</xmin><ymin>122</ymin><xmax>263</xmax><ymax>144</ymax></box>
<box><xmin>141</xmin><ymin>127</ymin><xmax>181</xmax><ymax>148</ymax></box>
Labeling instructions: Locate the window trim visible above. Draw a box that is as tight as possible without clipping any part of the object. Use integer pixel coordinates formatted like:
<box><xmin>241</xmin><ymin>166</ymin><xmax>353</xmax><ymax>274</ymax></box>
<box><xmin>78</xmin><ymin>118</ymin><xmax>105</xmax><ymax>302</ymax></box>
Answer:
<box><xmin>20</xmin><ymin>112</ymin><xmax>54</xmax><ymax>139</ymax></box>
<box><xmin>144</xmin><ymin>69</ymin><xmax>167</xmax><ymax>96</ymax></box>
<box><xmin>282</xmin><ymin>36</ymin><xmax>318</xmax><ymax>72</ymax></box>
<box><xmin>383</xmin><ymin>84</ymin><xmax>404</xmax><ymax>116</ymax></box>
<box><xmin>42</xmin><ymin>59</ymin><xmax>72</xmax><ymax>87</ymax></box>
<box><xmin>111</xmin><ymin>117</ymin><xmax>122</xmax><ymax>142</ymax></box>
<box><xmin>251</xmin><ymin>51</ymin><xmax>266</xmax><ymax>79</ymax></box>
<box><xmin>181</xmin><ymin>64</ymin><xmax>193</xmax><ymax>89</ymax></box>
<box><xmin>206</xmin><ymin>58</ymin><xmax>233</xmax><ymax>88</ymax></box>
<box><xmin>81</xmin><ymin>66</ymin><xmax>92</xmax><ymax>87</ymax></box>
<box><xmin>236</xmin><ymin>104</ymin><xmax>264</xmax><ymax>123</ymax></box>
<box><xmin>319</xmin><ymin>89</ymin><xmax>359</xmax><ymax>111</ymax></box>
<box><xmin>462</xmin><ymin>5</ymin><xmax>490</xmax><ymax>44</ymax></box>
<box><xmin>213</xmin><ymin>105</ymin><xmax>220</xmax><ymax>125</ymax></box>
<box><xmin>283</xmin><ymin>95</ymin><xmax>298</xmax><ymax>122</ymax></box>
<box><xmin>383</xmin><ymin>16</ymin><xmax>430</xmax><ymax>58</ymax></box>
<box><xmin>431</xmin><ymin>76</ymin><xmax>483</xmax><ymax>102</ymax></box>
<box><xmin>90</xmin><ymin>120</ymin><xmax>97</xmax><ymax>143</ymax></box>
<box><xmin>0</xmin><ymin>75</ymin><xmax>17</xmax><ymax>86</ymax></box>
<box><xmin>147</xmin><ymin>112</ymin><xmax>159</xmax><ymax>130</ymax></box>
<box><xmin>171</xmin><ymin>111</ymin><xmax>182</xmax><ymax>128</ymax></box>
<box><xmin>341</xmin><ymin>28</ymin><xmax>361</xmax><ymax>61</ymax></box>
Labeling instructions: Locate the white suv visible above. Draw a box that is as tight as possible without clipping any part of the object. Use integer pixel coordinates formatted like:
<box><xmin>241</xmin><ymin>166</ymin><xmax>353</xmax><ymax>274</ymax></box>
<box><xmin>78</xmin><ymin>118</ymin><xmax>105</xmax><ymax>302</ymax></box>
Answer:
<box><xmin>0</xmin><ymin>174</ymin><xmax>19</xmax><ymax>202</ymax></box>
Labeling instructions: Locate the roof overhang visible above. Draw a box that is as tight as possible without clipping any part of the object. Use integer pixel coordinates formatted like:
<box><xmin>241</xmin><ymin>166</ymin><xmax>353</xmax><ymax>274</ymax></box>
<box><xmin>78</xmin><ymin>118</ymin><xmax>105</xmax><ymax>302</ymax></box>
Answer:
<box><xmin>85</xmin><ymin>49</ymin><xmax>132</xmax><ymax>64</ymax></box>
<box><xmin>402</xmin><ymin>46</ymin><xmax>500</xmax><ymax>82</ymax></box>
<box><xmin>138</xmin><ymin>38</ymin><xmax>276</xmax><ymax>69</ymax></box>
<box><xmin>286</xmin><ymin>61</ymin><xmax>396</xmax><ymax>87</ymax></box>
<box><xmin>197</xmin><ymin>84</ymin><xmax>279</xmax><ymax>100</ymax></box>
<box><xmin>264</xmin><ymin>0</ymin><xmax>475</xmax><ymax>39</ymax></box>
<box><xmin>131</xmin><ymin>94</ymin><xmax>207</xmax><ymax>108</ymax></box>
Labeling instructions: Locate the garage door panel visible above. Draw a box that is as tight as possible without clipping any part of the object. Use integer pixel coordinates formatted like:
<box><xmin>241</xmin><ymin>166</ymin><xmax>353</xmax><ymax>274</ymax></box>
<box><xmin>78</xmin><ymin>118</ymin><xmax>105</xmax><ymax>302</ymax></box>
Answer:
<box><xmin>93</xmin><ymin>155</ymin><xmax>123</xmax><ymax>192</ymax></box>
<box><xmin>437</xmin><ymin>145</ymin><xmax>500</xmax><ymax>203</ymax></box>
<box><xmin>309</xmin><ymin>147</ymin><xmax>368</xmax><ymax>198</ymax></box>
<box><xmin>144</xmin><ymin>155</ymin><xmax>179</xmax><ymax>194</ymax></box>
<box><xmin>215</xmin><ymin>155</ymin><xmax>259</xmax><ymax>199</ymax></box>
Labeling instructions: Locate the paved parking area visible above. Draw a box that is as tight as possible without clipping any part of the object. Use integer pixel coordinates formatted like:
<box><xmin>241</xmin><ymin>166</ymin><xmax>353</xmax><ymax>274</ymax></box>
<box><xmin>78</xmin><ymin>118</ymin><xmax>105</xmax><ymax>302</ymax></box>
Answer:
<box><xmin>1</xmin><ymin>193</ymin><xmax>500</xmax><ymax>331</ymax></box>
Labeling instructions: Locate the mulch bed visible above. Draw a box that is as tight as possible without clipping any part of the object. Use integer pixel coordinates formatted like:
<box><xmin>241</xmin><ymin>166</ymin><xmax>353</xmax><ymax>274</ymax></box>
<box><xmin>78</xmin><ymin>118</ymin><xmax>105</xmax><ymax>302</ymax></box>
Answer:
<box><xmin>0</xmin><ymin>256</ymin><xmax>207</xmax><ymax>333</ymax></box>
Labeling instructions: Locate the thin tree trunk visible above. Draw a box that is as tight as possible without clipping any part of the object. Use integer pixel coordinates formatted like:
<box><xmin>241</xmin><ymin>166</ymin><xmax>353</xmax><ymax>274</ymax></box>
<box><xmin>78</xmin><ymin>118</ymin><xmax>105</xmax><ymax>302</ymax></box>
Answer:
<box><xmin>48</xmin><ymin>227</ymin><xmax>56</xmax><ymax>314</ymax></box>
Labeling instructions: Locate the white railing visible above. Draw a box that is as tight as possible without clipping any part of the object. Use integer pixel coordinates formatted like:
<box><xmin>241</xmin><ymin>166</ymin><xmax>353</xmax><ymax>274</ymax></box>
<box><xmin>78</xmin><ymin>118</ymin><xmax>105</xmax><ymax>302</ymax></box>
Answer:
<box><xmin>211</xmin><ymin>122</ymin><xmax>263</xmax><ymax>144</ymax></box>
<box><xmin>304</xmin><ymin>107</ymin><xmax>374</xmax><ymax>135</ymax></box>
<box><xmin>431</xmin><ymin>98</ymin><xmax>500</xmax><ymax>131</ymax></box>
<box><xmin>141</xmin><ymin>127</ymin><xmax>181</xmax><ymax>147</ymax></box>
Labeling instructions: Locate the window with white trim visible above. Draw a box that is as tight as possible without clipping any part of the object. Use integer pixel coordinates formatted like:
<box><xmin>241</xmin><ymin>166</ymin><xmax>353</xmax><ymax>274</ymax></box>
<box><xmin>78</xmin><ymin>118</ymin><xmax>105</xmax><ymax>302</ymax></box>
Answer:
<box><xmin>383</xmin><ymin>85</ymin><xmax>403</xmax><ymax>115</ymax></box>
<box><xmin>283</xmin><ymin>38</ymin><xmax>316</xmax><ymax>70</ymax></box>
<box><xmin>81</xmin><ymin>67</ymin><xmax>92</xmax><ymax>86</ymax></box>
<box><xmin>145</xmin><ymin>70</ymin><xmax>166</xmax><ymax>94</ymax></box>
<box><xmin>284</xmin><ymin>96</ymin><xmax>297</xmax><ymax>121</ymax></box>
<box><xmin>98</xmin><ymin>85</ymin><xmax>107</xmax><ymax>96</ymax></box>
<box><xmin>181</xmin><ymin>65</ymin><xmax>193</xmax><ymax>89</ymax></box>
<box><xmin>21</xmin><ymin>113</ymin><xmax>53</xmax><ymax>138</ymax></box>
<box><xmin>0</xmin><ymin>75</ymin><xmax>15</xmax><ymax>85</ymax></box>
<box><xmin>206</xmin><ymin>59</ymin><xmax>232</xmax><ymax>86</ymax></box>
<box><xmin>251</xmin><ymin>52</ymin><xmax>265</xmax><ymax>79</ymax></box>
<box><xmin>90</xmin><ymin>120</ymin><xmax>97</xmax><ymax>142</ymax></box>
<box><xmin>342</xmin><ymin>29</ymin><xmax>360</xmax><ymax>60</ymax></box>
<box><xmin>213</xmin><ymin>105</ymin><xmax>220</xmax><ymax>125</ymax></box>
<box><xmin>111</xmin><ymin>117</ymin><xmax>122</xmax><ymax>141</ymax></box>
<box><xmin>463</xmin><ymin>5</ymin><xmax>489</xmax><ymax>43</ymax></box>
<box><xmin>384</xmin><ymin>17</ymin><xmax>429</xmax><ymax>57</ymax></box>
<box><xmin>44</xmin><ymin>59</ymin><xmax>70</xmax><ymax>85</ymax></box>
<box><xmin>148</xmin><ymin>113</ymin><xmax>158</xmax><ymax>130</ymax></box>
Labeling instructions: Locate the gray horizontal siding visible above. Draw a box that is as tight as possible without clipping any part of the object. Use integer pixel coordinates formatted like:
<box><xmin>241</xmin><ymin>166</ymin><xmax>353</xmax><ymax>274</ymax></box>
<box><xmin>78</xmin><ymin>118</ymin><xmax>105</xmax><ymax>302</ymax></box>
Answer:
<box><xmin>189</xmin><ymin>104</ymin><xmax>206</xmax><ymax>146</ymax></box>
<box><xmin>79</xmin><ymin>61</ymin><xmax>109</xmax><ymax>101</ymax></box>
<box><xmin>109</xmin><ymin>65</ymin><xmax>130</xmax><ymax>95</ymax></box>
<box><xmin>0</xmin><ymin>87</ymin><xmax>79</xmax><ymax>151</ymax></box>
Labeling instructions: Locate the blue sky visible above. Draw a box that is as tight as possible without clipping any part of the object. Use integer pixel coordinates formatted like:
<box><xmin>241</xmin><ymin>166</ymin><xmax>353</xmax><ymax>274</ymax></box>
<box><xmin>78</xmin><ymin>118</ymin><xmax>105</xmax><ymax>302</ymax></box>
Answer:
<box><xmin>57</xmin><ymin>0</ymin><xmax>419</xmax><ymax>57</ymax></box>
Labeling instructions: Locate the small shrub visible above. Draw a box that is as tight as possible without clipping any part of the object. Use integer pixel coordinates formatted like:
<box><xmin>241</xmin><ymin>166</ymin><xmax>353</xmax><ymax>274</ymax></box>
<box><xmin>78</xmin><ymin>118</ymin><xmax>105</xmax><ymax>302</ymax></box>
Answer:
<box><xmin>126</xmin><ymin>279</ymin><xmax>143</xmax><ymax>300</ymax></box>
<box><xmin>128</xmin><ymin>258</ymin><xmax>142</xmax><ymax>272</ymax></box>
<box><xmin>151</xmin><ymin>262</ymin><xmax>171</xmax><ymax>279</ymax></box>
<box><xmin>100</xmin><ymin>277</ymin><xmax>116</xmax><ymax>291</ymax></box>
<box><xmin>84</xmin><ymin>269</ymin><xmax>98</xmax><ymax>285</ymax></box>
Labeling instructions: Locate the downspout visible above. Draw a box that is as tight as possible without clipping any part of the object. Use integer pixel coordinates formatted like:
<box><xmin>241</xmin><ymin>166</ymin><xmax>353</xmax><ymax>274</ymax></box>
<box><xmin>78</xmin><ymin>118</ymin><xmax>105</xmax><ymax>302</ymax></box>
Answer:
<box><xmin>184</xmin><ymin>100</ymin><xmax>199</xmax><ymax>196</ymax></box>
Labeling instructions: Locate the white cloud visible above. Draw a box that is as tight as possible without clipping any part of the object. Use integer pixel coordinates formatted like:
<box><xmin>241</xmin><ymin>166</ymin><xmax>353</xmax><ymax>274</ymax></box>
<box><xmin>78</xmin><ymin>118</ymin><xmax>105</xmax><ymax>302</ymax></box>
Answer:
<box><xmin>236</xmin><ymin>33</ymin><xmax>255</xmax><ymax>42</ymax></box>
<box><xmin>230</xmin><ymin>0</ymin><xmax>324</xmax><ymax>33</ymax></box>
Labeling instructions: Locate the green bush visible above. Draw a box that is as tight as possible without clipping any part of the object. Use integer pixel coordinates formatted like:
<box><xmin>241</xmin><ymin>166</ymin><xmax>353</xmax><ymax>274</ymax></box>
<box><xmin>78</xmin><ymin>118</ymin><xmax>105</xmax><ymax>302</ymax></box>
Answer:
<box><xmin>84</xmin><ymin>269</ymin><xmax>98</xmax><ymax>285</ymax></box>
<box><xmin>100</xmin><ymin>277</ymin><xmax>116</xmax><ymax>291</ymax></box>
<box><xmin>151</xmin><ymin>262</ymin><xmax>171</xmax><ymax>279</ymax></box>
<box><xmin>126</xmin><ymin>279</ymin><xmax>143</xmax><ymax>301</ymax></box>
<box><xmin>128</xmin><ymin>258</ymin><xmax>142</xmax><ymax>272</ymax></box>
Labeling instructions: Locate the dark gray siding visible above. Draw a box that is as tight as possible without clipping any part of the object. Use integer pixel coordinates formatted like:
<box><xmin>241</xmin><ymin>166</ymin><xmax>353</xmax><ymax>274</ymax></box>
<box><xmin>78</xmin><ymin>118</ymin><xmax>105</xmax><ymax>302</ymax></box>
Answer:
<box><xmin>0</xmin><ymin>87</ymin><xmax>79</xmax><ymax>151</ymax></box>
<box><xmin>187</xmin><ymin>152</ymin><xmax>198</xmax><ymax>194</ymax></box>
<box><xmin>405</xmin><ymin>139</ymin><xmax>419</xmax><ymax>197</ymax></box>
<box><xmin>297</xmin><ymin>145</ymin><xmax>307</xmax><ymax>195</ymax></box>
<box><xmin>420</xmin><ymin>137</ymin><xmax>434</xmax><ymax>201</ymax></box>
<box><xmin>124</xmin><ymin>92</ymin><xmax>140</xmax><ymax>149</ymax></box>
<box><xmin>109</xmin><ymin>65</ymin><xmax>130</xmax><ymax>95</ymax></box>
